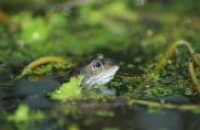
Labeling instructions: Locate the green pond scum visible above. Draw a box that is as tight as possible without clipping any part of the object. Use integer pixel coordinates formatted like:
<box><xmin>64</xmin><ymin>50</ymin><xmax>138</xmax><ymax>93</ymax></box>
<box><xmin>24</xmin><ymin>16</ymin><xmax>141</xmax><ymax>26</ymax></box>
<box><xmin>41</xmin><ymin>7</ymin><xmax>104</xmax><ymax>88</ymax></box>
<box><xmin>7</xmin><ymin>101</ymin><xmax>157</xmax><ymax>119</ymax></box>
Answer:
<box><xmin>1</xmin><ymin>0</ymin><xmax>200</xmax><ymax>129</ymax></box>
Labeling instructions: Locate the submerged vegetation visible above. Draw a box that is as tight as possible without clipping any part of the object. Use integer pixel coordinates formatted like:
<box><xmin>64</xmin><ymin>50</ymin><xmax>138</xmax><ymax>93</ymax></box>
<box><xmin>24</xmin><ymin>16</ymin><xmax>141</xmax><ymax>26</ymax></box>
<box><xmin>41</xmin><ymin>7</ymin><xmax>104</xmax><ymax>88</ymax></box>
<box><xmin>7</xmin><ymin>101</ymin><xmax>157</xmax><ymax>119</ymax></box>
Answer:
<box><xmin>1</xmin><ymin>0</ymin><xmax>200</xmax><ymax>129</ymax></box>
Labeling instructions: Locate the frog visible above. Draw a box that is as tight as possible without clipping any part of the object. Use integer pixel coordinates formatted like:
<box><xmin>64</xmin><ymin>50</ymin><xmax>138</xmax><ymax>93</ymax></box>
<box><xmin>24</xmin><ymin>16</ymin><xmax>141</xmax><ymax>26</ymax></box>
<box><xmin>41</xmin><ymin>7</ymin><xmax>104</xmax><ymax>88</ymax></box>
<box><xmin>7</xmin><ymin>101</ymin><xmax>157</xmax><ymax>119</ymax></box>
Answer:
<box><xmin>75</xmin><ymin>58</ymin><xmax>119</xmax><ymax>86</ymax></box>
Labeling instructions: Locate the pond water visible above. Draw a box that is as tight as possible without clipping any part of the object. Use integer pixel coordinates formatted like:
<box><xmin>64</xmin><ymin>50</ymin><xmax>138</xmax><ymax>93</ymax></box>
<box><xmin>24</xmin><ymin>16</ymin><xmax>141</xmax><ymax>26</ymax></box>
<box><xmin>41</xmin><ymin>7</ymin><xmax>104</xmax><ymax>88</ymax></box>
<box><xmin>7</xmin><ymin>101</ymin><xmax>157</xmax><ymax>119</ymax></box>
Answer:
<box><xmin>1</xmin><ymin>0</ymin><xmax>200</xmax><ymax>129</ymax></box>
<box><xmin>0</xmin><ymin>57</ymin><xmax>200</xmax><ymax>130</ymax></box>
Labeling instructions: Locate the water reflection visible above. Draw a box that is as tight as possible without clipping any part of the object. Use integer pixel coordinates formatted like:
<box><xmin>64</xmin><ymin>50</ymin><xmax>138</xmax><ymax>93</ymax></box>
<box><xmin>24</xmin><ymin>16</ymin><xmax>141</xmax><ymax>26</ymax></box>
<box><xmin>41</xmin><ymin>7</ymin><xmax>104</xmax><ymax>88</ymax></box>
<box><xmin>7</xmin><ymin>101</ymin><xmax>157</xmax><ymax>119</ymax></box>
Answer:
<box><xmin>0</xmin><ymin>78</ymin><xmax>59</xmax><ymax>111</ymax></box>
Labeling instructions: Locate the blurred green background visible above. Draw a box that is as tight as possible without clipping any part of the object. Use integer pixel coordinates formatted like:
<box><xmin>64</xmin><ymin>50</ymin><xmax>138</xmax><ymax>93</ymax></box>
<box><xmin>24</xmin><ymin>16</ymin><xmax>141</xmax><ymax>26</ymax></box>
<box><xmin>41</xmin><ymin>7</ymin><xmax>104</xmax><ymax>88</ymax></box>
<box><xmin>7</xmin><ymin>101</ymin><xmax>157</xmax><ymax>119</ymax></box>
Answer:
<box><xmin>0</xmin><ymin>0</ymin><xmax>200</xmax><ymax>62</ymax></box>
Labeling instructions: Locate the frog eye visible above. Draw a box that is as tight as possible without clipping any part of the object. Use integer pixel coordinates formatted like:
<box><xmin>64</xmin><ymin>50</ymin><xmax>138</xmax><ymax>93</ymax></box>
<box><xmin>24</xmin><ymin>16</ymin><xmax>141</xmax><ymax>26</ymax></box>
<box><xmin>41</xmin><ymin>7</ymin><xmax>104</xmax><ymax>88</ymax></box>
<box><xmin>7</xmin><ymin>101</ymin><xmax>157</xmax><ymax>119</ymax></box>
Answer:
<box><xmin>92</xmin><ymin>61</ymin><xmax>102</xmax><ymax>69</ymax></box>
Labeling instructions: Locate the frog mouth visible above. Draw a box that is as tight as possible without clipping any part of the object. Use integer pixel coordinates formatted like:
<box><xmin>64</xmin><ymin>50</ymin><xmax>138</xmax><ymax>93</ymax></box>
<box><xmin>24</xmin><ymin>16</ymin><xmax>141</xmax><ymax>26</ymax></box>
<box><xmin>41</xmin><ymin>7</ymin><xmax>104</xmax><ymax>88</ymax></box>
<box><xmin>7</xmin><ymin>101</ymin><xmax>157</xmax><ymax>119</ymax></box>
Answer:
<box><xmin>84</xmin><ymin>66</ymin><xmax>119</xmax><ymax>86</ymax></box>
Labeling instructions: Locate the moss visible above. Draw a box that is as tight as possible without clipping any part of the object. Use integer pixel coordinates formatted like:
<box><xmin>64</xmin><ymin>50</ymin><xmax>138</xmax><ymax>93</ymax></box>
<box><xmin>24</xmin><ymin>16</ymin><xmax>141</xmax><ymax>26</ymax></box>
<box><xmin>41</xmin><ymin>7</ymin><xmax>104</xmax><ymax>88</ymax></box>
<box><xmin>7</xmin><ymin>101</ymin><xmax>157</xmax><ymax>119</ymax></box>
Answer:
<box><xmin>50</xmin><ymin>76</ymin><xmax>83</xmax><ymax>101</ymax></box>
<box><xmin>145</xmin><ymin>87</ymin><xmax>173</xmax><ymax>97</ymax></box>
<box><xmin>7</xmin><ymin>105</ymin><xmax>45</xmax><ymax>123</ymax></box>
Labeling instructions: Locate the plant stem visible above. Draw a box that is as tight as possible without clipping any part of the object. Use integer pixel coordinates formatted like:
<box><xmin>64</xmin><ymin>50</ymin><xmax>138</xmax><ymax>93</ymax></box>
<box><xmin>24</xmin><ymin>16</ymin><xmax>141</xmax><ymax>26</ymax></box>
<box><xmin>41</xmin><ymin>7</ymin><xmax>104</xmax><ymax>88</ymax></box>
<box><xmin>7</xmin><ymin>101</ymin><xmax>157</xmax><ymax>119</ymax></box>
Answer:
<box><xmin>188</xmin><ymin>59</ymin><xmax>200</xmax><ymax>95</ymax></box>
<box><xmin>133</xmin><ymin>40</ymin><xmax>195</xmax><ymax>95</ymax></box>
<box><xmin>128</xmin><ymin>98</ymin><xmax>200</xmax><ymax>112</ymax></box>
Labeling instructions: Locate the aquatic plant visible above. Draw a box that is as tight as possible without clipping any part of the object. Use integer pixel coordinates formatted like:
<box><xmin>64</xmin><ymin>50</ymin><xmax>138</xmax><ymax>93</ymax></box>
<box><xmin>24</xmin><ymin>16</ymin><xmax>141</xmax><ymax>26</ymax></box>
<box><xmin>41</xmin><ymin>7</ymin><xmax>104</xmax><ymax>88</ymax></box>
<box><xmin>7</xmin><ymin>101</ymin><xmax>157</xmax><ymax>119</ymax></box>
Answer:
<box><xmin>50</xmin><ymin>76</ymin><xmax>83</xmax><ymax>101</ymax></box>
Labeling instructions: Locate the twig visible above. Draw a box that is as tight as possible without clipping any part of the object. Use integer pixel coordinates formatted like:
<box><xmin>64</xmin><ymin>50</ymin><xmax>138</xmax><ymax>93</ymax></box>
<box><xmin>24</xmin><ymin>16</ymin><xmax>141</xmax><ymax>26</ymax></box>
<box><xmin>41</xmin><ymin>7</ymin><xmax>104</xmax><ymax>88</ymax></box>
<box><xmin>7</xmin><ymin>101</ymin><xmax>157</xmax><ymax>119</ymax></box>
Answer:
<box><xmin>58</xmin><ymin>98</ymin><xmax>200</xmax><ymax>113</ymax></box>
<box><xmin>128</xmin><ymin>98</ymin><xmax>200</xmax><ymax>111</ymax></box>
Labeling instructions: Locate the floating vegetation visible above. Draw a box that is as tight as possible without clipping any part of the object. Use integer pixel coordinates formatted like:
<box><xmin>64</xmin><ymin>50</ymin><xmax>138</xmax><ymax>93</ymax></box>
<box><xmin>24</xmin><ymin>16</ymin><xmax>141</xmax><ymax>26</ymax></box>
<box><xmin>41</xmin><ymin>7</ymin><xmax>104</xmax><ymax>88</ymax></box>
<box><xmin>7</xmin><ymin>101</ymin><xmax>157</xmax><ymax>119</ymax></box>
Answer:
<box><xmin>134</xmin><ymin>40</ymin><xmax>196</xmax><ymax>95</ymax></box>
<box><xmin>19</xmin><ymin>56</ymin><xmax>72</xmax><ymax>77</ymax></box>
<box><xmin>7</xmin><ymin>105</ymin><xmax>45</xmax><ymax>123</ymax></box>
<box><xmin>50</xmin><ymin>76</ymin><xmax>83</xmax><ymax>101</ymax></box>
<box><xmin>145</xmin><ymin>87</ymin><xmax>173</xmax><ymax>97</ymax></box>
<box><xmin>188</xmin><ymin>53</ymin><xmax>200</xmax><ymax>95</ymax></box>
<box><xmin>1</xmin><ymin>0</ymin><xmax>200</xmax><ymax>129</ymax></box>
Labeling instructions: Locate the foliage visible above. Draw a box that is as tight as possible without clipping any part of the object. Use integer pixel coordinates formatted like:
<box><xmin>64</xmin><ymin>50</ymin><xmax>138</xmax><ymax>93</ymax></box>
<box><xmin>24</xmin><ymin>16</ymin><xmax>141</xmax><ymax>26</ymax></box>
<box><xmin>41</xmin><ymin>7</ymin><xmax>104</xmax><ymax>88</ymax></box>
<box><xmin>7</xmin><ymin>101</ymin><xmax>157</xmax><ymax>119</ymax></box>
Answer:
<box><xmin>145</xmin><ymin>87</ymin><xmax>173</xmax><ymax>97</ymax></box>
<box><xmin>1</xmin><ymin>0</ymin><xmax>200</xmax><ymax>129</ymax></box>
<box><xmin>7</xmin><ymin>105</ymin><xmax>45</xmax><ymax>123</ymax></box>
<box><xmin>50</xmin><ymin>76</ymin><xmax>83</xmax><ymax>101</ymax></box>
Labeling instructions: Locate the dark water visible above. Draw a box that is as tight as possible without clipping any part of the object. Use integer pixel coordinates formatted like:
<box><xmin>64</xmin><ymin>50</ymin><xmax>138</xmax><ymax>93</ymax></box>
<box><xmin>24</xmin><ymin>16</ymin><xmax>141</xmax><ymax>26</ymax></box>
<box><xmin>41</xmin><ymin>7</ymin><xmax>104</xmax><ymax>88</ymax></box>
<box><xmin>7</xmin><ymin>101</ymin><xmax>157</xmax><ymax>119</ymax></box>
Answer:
<box><xmin>0</xmin><ymin>49</ymin><xmax>200</xmax><ymax>130</ymax></box>
<box><xmin>0</xmin><ymin>76</ymin><xmax>200</xmax><ymax>130</ymax></box>
<box><xmin>0</xmin><ymin>78</ymin><xmax>59</xmax><ymax>110</ymax></box>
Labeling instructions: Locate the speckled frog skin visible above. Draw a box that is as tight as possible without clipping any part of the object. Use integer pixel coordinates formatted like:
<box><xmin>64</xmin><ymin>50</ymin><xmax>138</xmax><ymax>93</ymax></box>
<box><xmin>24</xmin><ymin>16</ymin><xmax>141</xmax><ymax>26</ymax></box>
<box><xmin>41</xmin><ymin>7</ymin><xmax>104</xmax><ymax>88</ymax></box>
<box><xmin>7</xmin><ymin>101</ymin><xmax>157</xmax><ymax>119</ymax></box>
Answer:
<box><xmin>78</xmin><ymin>59</ymin><xmax>119</xmax><ymax>86</ymax></box>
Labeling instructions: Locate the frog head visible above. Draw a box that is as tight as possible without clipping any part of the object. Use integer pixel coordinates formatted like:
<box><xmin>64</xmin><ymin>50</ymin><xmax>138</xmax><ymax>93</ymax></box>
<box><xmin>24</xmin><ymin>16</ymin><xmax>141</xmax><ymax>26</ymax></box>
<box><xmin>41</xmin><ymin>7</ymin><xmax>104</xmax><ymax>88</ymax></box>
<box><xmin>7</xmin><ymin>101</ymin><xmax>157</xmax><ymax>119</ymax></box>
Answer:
<box><xmin>79</xmin><ymin>59</ymin><xmax>119</xmax><ymax>86</ymax></box>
